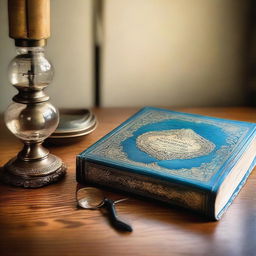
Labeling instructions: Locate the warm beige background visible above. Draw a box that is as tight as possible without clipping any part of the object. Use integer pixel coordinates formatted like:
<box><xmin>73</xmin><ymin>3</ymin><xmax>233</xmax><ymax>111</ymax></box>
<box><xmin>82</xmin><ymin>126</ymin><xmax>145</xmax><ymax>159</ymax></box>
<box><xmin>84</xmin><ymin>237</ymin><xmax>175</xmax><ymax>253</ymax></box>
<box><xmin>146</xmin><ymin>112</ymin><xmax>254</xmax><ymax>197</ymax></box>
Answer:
<box><xmin>0</xmin><ymin>0</ymin><xmax>14</xmax><ymax>112</ymax></box>
<box><xmin>0</xmin><ymin>0</ymin><xmax>251</xmax><ymax>111</ymax></box>
<box><xmin>0</xmin><ymin>0</ymin><xmax>93</xmax><ymax>111</ymax></box>
<box><xmin>102</xmin><ymin>0</ymin><xmax>250</xmax><ymax>107</ymax></box>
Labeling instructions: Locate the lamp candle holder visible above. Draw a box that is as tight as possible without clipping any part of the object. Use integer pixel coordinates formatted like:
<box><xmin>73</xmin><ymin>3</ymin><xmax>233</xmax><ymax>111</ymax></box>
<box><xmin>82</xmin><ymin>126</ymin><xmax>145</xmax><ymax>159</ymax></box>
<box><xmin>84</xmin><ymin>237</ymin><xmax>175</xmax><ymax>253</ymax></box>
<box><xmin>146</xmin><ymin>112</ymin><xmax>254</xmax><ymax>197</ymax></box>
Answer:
<box><xmin>0</xmin><ymin>0</ymin><xmax>66</xmax><ymax>188</ymax></box>
<box><xmin>0</xmin><ymin>39</ymin><xmax>66</xmax><ymax>188</ymax></box>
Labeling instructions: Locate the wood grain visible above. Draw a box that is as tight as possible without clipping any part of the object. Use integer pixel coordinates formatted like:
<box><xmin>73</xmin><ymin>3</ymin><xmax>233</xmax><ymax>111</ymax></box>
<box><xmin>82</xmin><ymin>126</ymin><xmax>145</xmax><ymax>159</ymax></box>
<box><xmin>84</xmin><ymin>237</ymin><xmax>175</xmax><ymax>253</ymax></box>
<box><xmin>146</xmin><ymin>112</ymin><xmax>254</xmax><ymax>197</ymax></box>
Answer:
<box><xmin>0</xmin><ymin>107</ymin><xmax>256</xmax><ymax>256</ymax></box>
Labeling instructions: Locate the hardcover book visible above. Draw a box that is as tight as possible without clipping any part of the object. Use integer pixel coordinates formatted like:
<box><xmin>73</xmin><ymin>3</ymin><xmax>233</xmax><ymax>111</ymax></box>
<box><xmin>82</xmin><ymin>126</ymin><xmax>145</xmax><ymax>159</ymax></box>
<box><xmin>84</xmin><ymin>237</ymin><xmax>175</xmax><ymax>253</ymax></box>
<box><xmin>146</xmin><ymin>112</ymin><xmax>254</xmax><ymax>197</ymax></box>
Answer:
<box><xmin>76</xmin><ymin>107</ymin><xmax>256</xmax><ymax>220</ymax></box>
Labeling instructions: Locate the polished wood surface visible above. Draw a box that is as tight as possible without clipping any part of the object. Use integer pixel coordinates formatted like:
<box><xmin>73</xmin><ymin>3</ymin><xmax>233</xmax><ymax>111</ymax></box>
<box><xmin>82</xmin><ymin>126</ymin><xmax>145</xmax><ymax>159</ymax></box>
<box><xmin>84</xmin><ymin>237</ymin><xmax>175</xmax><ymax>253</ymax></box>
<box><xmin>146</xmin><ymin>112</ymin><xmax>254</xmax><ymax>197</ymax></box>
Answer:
<box><xmin>1</xmin><ymin>107</ymin><xmax>256</xmax><ymax>256</ymax></box>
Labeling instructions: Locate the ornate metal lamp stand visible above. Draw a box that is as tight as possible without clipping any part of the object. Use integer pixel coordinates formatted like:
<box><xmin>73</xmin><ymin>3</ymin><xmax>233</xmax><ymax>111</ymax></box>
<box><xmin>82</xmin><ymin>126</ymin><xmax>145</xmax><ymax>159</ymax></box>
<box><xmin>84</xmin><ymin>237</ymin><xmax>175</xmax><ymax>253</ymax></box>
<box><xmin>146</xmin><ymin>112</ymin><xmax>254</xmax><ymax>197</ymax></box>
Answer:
<box><xmin>0</xmin><ymin>0</ymin><xmax>66</xmax><ymax>188</ymax></box>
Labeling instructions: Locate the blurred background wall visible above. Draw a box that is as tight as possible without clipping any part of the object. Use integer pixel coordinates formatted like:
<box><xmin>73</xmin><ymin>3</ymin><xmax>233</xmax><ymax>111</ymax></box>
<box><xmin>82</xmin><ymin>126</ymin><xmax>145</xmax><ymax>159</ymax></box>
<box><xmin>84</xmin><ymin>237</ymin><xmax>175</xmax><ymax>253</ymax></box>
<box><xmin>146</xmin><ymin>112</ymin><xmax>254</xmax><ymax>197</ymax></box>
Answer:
<box><xmin>0</xmin><ymin>0</ymin><xmax>93</xmax><ymax>111</ymax></box>
<box><xmin>102</xmin><ymin>0</ymin><xmax>252</xmax><ymax>107</ymax></box>
<box><xmin>0</xmin><ymin>0</ymin><xmax>255</xmax><ymax>111</ymax></box>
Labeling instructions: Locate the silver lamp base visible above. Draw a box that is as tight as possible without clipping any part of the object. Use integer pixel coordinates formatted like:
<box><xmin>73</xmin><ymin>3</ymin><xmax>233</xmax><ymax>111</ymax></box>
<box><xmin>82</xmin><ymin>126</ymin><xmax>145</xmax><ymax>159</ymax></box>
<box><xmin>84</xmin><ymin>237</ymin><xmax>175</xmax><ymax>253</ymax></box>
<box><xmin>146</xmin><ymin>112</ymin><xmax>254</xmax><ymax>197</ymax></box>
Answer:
<box><xmin>1</xmin><ymin>154</ymin><xmax>66</xmax><ymax>188</ymax></box>
<box><xmin>2</xmin><ymin>41</ymin><xmax>67</xmax><ymax>188</ymax></box>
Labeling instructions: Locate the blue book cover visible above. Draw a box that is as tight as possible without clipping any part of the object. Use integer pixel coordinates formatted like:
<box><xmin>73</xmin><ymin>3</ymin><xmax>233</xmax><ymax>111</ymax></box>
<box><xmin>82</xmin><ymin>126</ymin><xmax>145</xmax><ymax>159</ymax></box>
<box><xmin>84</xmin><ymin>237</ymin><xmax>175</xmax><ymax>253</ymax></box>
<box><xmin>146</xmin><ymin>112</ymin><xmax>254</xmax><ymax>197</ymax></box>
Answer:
<box><xmin>77</xmin><ymin>107</ymin><xmax>256</xmax><ymax>220</ymax></box>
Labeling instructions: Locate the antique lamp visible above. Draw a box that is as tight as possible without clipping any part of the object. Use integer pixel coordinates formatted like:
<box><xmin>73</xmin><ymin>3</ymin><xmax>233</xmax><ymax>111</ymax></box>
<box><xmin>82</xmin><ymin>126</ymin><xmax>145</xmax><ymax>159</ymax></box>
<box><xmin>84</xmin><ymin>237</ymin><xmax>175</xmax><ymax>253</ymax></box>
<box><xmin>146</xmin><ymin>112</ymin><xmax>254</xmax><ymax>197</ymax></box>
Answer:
<box><xmin>0</xmin><ymin>0</ymin><xmax>66</xmax><ymax>187</ymax></box>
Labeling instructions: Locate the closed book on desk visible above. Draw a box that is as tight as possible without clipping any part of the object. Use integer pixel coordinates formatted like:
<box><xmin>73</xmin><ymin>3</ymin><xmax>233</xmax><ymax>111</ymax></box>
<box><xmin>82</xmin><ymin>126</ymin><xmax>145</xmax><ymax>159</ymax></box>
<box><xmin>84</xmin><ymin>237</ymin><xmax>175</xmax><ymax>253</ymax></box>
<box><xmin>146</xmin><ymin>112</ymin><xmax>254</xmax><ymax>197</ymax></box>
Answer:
<box><xmin>76</xmin><ymin>107</ymin><xmax>256</xmax><ymax>220</ymax></box>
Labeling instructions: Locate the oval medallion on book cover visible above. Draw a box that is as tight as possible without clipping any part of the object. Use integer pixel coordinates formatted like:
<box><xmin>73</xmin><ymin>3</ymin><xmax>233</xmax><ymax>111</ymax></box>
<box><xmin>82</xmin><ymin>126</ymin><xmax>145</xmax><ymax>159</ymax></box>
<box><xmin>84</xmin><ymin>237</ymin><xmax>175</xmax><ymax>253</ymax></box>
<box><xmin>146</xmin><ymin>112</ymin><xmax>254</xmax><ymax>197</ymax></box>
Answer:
<box><xmin>136</xmin><ymin>129</ymin><xmax>215</xmax><ymax>160</ymax></box>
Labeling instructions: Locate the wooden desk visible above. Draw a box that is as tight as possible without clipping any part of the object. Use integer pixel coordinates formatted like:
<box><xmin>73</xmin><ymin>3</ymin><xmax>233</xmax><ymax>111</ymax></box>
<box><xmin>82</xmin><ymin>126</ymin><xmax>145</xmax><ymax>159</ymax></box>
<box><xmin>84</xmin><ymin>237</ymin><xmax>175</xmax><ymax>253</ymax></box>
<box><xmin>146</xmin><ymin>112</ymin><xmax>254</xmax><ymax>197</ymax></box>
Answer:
<box><xmin>1</xmin><ymin>107</ymin><xmax>256</xmax><ymax>256</ymax></box>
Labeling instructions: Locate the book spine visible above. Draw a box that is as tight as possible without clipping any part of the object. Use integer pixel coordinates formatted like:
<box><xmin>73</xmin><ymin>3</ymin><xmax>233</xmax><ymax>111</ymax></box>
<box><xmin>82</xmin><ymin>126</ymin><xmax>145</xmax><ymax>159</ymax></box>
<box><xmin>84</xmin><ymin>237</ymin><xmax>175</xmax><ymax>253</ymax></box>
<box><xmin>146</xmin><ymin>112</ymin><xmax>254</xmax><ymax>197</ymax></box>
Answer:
<box><xmin>76</xmin><ymin>158</ymin><xmax>212</xmax><ymax>218</ymax></box>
